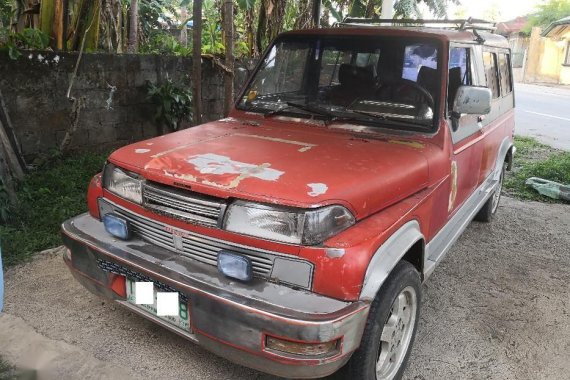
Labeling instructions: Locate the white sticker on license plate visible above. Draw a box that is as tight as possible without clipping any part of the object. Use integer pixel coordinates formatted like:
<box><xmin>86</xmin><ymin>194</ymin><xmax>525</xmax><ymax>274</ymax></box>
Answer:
<box><xmin>126</xmin><ymin>278</ymin><xmax>190</xmax><ymax>332</ymax></box>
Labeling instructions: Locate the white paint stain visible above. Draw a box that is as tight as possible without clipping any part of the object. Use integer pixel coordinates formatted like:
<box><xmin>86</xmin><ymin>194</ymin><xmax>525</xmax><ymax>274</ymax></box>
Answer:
<box><xmin>37</xmin><ymin>54</ymin><xmax>44</xmax><ymax>62</ymax></box>
<box><xmin>53</xmin><ymin>55</ymin><xmax>60</xmax><ymax>63</ymax></box>
<box><xmin>135</xmin><ymin>148</ymin><xmax>150</xmax><ymax>154</ymax></box>
<box><xmin>162</xmin><ymin>170</ymin><xmax>197</xmax><ymax>182</ymax></box>
<box><xmin>187</xmin><ymin>153</ymin><xmax>283</xmax><ymax>182</ymax></box>
<box><xmin>307</xmin><ymin>183</ymin><xmax>328</xmax><ymax>197</ymax></box>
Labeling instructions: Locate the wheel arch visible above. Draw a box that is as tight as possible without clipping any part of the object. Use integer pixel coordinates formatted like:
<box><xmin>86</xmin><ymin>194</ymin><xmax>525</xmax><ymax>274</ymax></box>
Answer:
<box><xmin>494</xmin><ymin>137</ymin><xmax>514</xmax><ymax>180</ymax></box>
<box><xmin>359</xmin><ymin>220</ymin><xmax>425</xmax><ymax>302</ymax></box>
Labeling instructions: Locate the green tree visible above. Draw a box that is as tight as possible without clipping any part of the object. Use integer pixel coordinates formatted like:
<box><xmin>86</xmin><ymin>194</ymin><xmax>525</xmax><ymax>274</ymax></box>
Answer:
<box><xmin>524</xmin><ymin>0</ymin><xmax>570</xmax><ymax>34</ymax></box>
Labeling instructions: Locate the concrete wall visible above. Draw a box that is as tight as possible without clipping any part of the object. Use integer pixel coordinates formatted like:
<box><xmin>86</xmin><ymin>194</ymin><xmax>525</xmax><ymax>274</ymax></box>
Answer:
<box><xmin>523</xmin><ymin>27</ymin><xmax>569</xmax><ymax>84</ymax></box>
<box><xmin>0</xmin><ymin>51</ymin><xmax>251</xmax><ymax>160</ymax></box>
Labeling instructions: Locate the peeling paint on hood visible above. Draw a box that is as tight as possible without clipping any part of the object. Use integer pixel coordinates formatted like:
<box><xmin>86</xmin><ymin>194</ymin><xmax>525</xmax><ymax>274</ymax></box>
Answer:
<box><xmin>307</xmin><ymin>183</ymin><xmax>328</xmax><ymax>197</ymax></box>
<box><xmin>109</xmin><ymin>118</ymin><xmax>432</xmax><ymax>218</ymax></box>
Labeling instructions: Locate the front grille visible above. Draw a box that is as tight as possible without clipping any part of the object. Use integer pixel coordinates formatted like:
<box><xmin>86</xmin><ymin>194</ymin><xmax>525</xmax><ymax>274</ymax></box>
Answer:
<box><xmin>105</xmin><ymin>200</ymin><xmax>275</xmax><ymax>277</ymax></box>
<box><xmin>143</xmin><ymin>182</ymin><xmax>225</xmax><ymax>227</ymax></box>
<box><xmin>98</xmin><ymin>259</ymin><xmax>189</xmax><ymax>302</ymax></box>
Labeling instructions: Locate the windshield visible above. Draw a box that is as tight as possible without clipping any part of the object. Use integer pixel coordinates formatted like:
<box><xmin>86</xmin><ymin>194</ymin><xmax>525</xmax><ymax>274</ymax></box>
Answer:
<box><xmin>237</xmin><ymin>35</ymin><xmax>442</xmax><ymax>130</ymax></box>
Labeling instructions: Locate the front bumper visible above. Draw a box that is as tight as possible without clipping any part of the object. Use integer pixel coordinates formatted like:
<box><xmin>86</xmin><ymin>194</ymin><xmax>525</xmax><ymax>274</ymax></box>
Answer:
<box><xmin>61</xmin><ymin>213</ymin><xmax>369</xmax><ymax>379</ymax></box>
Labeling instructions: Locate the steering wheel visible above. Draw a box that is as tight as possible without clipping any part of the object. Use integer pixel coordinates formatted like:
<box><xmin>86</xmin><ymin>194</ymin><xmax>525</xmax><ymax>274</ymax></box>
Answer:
<box><xmin>379</xmin><ymin>78</ymin><xmax>434</xmax><ymax>109</ymax></box>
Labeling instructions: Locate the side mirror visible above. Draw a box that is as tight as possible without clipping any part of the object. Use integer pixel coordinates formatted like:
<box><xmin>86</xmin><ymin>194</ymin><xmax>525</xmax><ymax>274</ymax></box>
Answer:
<box><xmin>453</xmin><ymin>85</ymin><xmax>492</xmax><ymax>115</ymax></box>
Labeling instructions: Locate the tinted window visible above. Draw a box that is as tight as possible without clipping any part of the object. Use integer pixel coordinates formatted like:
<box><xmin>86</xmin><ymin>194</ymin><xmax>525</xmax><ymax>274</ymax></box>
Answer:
<box><xmin>483</xmin><ymin>52</ymin><xmax>500</xmax><ymax>99</ymax></box>
<box><xmin>498</xmin><ymin>53</ymin><xmax>512</xmax><ymax>96</ymax></box>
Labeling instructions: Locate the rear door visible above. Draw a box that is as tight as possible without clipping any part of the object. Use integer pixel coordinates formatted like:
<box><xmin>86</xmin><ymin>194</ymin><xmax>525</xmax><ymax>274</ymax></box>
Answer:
<box><xmin>478</xmin><ymin>49</ymin><xmax>515</xmax><ymax>183</ymax></box>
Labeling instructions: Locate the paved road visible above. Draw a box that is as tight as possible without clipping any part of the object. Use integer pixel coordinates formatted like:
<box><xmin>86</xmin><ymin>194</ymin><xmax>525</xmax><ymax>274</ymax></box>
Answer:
<box><xmin>1</xmin><ymin>197</ymin><xmax>569</xmax><ymax>379</ymax></box>
<box><xmin>515</xmin><ymin>83</ymin><xmax>570</xmax><ymax>150</ymax></box>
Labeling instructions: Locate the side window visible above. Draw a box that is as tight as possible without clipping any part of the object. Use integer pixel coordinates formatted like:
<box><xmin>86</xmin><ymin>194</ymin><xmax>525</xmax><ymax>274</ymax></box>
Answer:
<box><xmin>498</xmin><ymin>53</ymin><xmax>513</xmax><ymax>96</ymax></box>
<box><xmin>565</xmin><ymin>42</ymin><xmax>570</xmax><ymax>65</ymax></box>
<box><xmin>483</xmin><ymin>51</ymin><xmax>500</xmax><ymax>99</ymax></box>
<box><xmin>448</xmin><ymin>47</ymin><xmax>472</xmax><ymax>109</ymax></box>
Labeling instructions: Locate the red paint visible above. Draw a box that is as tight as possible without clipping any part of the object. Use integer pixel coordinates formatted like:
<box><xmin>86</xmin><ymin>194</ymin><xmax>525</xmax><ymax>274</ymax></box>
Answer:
<box><xmin>110</xmin><ymin>274</ymin><xmax>126</xmax><ymax>298</ymax></box>
<box><xmin>87</xmin><ymin>173</ymin><xmax>103</xmax><ymax>220</ymax></box>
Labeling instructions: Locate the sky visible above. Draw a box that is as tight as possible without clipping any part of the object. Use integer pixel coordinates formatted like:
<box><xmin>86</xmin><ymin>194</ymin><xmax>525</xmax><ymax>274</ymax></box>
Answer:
<box><xmin>446</xmin><ymin>0</ymin><xmax>543</xmax><ymax>22</ymax></box>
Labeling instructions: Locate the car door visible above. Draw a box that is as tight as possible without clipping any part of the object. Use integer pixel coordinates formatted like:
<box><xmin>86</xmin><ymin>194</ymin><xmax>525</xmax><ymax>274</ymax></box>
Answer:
<box><xmin>447</xmin><ymin>44</ymin><xmax>485</xmax><ymax>214</ymax></box>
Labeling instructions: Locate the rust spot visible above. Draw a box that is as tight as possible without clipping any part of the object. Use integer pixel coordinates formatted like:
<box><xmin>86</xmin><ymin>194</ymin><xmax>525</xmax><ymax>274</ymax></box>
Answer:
<box><xmin>448</xmin><ymin>161</ymin><xmax>458</xmax><ymax>212</ymax></box>
<box><xmin>387</xmin><ymin>140</ymin><xmax>425</xmax><ymax>149</ymax></box>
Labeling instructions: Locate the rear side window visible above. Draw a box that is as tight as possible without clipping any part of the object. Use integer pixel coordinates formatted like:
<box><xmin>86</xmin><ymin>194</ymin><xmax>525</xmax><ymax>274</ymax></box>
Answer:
<box><xmin>483</xmin><ymin>52</ymin><xmax>500</xmax><ymax>99</ymax></box>
<box><xmin>498</xmin><ymin>53</ymin><xmax>512</xmax><ymax>96</ymax></box>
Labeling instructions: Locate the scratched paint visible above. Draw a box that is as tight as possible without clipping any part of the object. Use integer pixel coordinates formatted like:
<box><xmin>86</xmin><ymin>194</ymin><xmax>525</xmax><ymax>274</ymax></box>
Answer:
<box><xmin>135</xmin><ymin>148</ymin><xmax>151</xmax><ymax>154</ymax></box>
<box><xmin>234</xmin><ymin>133</ymin><xmax>316</xmax><ymax>152</ymax></box>
<box><xmin>307</xmin><ymin>183</ymin><xmax>328</xmax><ymax>197</ymax></box>
<box><xmin>325</xmin><ymin>248</ymin><xmax>345</xmax><ymax>258</ymax></box>
<box><xmin>187</xmin><ymin>153</ymin><xmax>284</xmax><ymax>187</ymax></box>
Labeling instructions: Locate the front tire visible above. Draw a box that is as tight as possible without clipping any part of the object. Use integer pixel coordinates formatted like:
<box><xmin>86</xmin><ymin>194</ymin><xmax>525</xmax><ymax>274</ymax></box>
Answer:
<box><xmin>346</xmin><ymin>261</ymin><xmax>421</xmax><ymax>380</ymax></box>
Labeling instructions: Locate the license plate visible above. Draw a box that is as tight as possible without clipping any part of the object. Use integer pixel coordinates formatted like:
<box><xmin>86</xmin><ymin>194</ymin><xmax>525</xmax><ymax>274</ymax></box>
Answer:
<box><xmin>126</xmin><ymin>278</ymin><xmax>190</xmax><ymax>332</ymax></box>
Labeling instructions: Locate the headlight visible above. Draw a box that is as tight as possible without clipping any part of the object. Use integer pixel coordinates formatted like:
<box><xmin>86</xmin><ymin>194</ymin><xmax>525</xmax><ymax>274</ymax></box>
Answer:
<box><xmin>102</xmin><ymin>163</ymin><xmax>143</xmax><ymax>204</ymax></box>
<box><xmin>223</xmin><ymin>201</ymin><xmax>355</xmax><ymax>245</ymax></box>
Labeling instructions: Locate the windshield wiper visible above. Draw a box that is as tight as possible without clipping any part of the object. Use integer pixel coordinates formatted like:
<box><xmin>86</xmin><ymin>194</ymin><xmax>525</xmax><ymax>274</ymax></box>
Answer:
<box><xmin>264</xmin><ymin>102</ymin><xmax>336</xmax><ymax>119</ymax></box>
<box><xmin>347</xmin><ymin>109</ymin><xmax>432</xmax><ymax>127</ymax></box>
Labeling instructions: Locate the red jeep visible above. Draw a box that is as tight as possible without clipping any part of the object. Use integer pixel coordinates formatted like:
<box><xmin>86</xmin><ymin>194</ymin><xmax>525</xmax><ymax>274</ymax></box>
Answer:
<box><xmin>62</xmin><ymin>19</ymin><xmax>515</xmax><ymax>379</ymax></box>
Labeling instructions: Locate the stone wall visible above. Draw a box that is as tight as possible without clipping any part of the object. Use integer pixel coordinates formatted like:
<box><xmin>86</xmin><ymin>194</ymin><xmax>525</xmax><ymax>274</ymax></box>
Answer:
<box><xmin>0</xmin><ymin>51</ymin><xmax>252</xmax><ymax>159</ymax></box>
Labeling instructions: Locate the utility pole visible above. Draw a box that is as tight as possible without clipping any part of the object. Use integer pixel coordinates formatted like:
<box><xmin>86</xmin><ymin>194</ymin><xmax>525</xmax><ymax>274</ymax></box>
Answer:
<box><xmin>223</xmin><ymin>0</ymin><xmax>234</xmax><ymax>116</ymax></box>
<box><xmin>381</xmin><ymin>0</ymin><xmax>394</xmax><ymax>19</ymax></box>
<box><xmin>192</xmin><ymin>0</ymin><xmax>203</xmax><ymax>124</ymax></box>
<box><xmin>312</xmin><ymin>0</ymin><xmax>321</xmax><ymax>27</ymax></box>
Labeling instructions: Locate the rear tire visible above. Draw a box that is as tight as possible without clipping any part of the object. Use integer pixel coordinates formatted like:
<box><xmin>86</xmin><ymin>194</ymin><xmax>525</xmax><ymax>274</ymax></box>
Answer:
<box><xmin>345</xmin><ymin>261</ymin><xmax>421</xmax><ymax>380</ymax></box>
<box><xmin>475</xmin><ymin>162</ymin><xmax>506</xmax><ymax>223</ymax></box>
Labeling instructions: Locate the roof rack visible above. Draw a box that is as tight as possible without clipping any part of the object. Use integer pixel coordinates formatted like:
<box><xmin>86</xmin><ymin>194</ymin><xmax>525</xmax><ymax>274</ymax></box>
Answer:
<box><xmin>337</xmin><ymin>17</ymin><xmax>497</xmax><ymax>33</ymax></box>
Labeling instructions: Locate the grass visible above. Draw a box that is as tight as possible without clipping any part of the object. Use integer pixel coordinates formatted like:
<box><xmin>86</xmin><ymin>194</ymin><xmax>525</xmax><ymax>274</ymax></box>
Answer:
<box><xmin>0</xmin><ymin>151</ymin><xmax>108</xmax><ymax>267</ymax></box>
<box><xmin>504</xmin><ymin>136</ymin><xmax>570</xmax><ymax>202</ymax></box>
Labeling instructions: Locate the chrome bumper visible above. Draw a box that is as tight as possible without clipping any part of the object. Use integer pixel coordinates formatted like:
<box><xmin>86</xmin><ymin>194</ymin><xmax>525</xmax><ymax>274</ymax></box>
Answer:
<box><xmin>61</xmin><ymin>213</ymin><xmax>369</xmax><ymax>379</ymax></box>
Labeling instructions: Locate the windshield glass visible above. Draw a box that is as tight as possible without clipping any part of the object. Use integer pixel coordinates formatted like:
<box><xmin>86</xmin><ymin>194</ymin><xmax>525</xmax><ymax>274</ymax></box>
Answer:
<box><xmin>237</xmin><ymin>35</ymin><xmax>442</xmax><ymax>130</ymax></box>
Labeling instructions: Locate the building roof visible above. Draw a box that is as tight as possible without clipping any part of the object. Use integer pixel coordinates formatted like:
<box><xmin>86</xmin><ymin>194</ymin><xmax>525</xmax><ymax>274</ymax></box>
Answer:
<box><xmin>496</xmin><ymin>16</ymin><xmax>529</xmax><ymax>36</ymax></box>
<box><xmin>542</xmin><ymin>16</ymin><xmax>570</xmax><ymax>38</ymax></box>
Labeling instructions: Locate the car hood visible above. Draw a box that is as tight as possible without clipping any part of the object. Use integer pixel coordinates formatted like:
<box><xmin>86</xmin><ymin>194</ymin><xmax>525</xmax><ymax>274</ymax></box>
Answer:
<box><xmin>109</xmin><ymin>118</ymin><xmax>431</xmax><ymax>219</ymax></box>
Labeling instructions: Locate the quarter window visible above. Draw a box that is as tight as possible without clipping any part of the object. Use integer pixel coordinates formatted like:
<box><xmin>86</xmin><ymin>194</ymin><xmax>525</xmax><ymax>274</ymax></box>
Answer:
<box><xmin>498</xmin><ymin>53</ymin><xmax>512</xmax><ymax>96</ymax></box>
<box><xmin>483</xmin><ymin>52</ymin><xmax>500</xmax><ymax>99</ymax></box>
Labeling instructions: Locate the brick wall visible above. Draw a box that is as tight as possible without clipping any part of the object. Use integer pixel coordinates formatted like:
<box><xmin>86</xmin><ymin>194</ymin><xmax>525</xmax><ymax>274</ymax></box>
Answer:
<box><xmin>0</xmin><ymin>51</ymin><xmax>251</xmax><ymax>159</ymax></box>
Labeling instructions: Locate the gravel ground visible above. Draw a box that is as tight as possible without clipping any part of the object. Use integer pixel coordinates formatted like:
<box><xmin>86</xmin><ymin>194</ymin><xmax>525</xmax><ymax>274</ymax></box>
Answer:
<box><xmin>1</xmin><ymin>196</ymin><xmax>569</xmax><ymax>379</ymax></box>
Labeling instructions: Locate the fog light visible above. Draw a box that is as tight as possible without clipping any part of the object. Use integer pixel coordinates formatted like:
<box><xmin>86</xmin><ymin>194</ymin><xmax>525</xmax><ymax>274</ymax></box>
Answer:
<box><xmin>265</xmin><ymin>335</ymin><xmax>340</xmax><ymax>356</ymax></box>
<box><xmin>103</xmin><ymin>213</ymin><xmax>130</xmax><ymax>240</ymax></box>
<box><xmin>217</xmin><ymin>251</ymin><xmax>252</xmax><ymax>281</ymax></box>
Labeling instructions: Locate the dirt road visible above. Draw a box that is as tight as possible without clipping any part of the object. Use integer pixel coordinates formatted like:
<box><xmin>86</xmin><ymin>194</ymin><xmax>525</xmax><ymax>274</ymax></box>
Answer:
<box><xmin>1</xmin><ymin>196</ymin><xmax>569</xmax><ymax>379</ymax></box>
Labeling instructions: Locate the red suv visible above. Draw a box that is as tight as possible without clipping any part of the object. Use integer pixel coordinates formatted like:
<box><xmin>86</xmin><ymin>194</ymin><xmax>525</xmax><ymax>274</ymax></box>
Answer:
<box><xmin>62</xmin><ymin>19</ymin><xmax>515</xmax><ymax>379</ymax></box>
